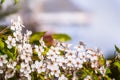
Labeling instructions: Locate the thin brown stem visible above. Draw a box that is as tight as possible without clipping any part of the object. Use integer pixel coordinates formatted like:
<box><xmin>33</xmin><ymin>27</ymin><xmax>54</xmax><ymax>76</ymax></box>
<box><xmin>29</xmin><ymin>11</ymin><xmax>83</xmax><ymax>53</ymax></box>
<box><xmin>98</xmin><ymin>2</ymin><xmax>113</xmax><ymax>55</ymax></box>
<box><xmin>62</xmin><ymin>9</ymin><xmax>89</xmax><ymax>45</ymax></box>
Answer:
<box><xmin>0</xmin><ymin>26</ymin><xmax>10</xmax><ymax>35</ymax></box>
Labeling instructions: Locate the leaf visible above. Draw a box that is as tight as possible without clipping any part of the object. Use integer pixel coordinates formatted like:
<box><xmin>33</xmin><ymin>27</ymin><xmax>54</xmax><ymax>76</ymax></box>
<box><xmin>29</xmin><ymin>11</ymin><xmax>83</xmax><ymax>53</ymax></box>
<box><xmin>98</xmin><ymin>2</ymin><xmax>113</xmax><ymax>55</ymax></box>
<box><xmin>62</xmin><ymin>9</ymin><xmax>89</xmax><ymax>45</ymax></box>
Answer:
<box><xmin>16</xmin><ymin>65</ymin><xmax>20</xmax><ymax>71</ymax></box>
<box><xmin>114</xmin><ymin>62</ymin><xmax>120</xmax><ymax>71</ymax></box>
<box><xmin>30</xmin><ymin>32</ymin><xmax>46</xmax><ymax>44</ymax></box>
<box><xmin>115</xmin><ymin>45</ymin><xmax>120</xmax><ymax>53</ymax></box>
<box><xmin>66</xmin><ymin>74</ymin><xmax>72</xmax><ymax>79</ymax></box>
<box><xmin>0</xmin><ymin>0</ymin><xmax>5</xmax><ymax>4</ymax></box>
<box><xmin>0</xmin><ymin>39</ymin><xmax>4</xmax><ymax>49</ymax></box>
<box><xmin>106</xmin><ymin>68</ymin><xmax>111</xmax><ymax>74</ymax></box>
<box><xmin>39</xmin><ymin>76</ymin><xmax>44</xmax><ymax>80</ymax></box>
<box><xmin>14</xmin><ymin>0</ymin><xmax>19</xmax><ymax>4</ymax></box>
<box><xmin>52</xmin><ymin>33</ymin><xmax>71</xmax><ymax>42</ymax></box>
<box><xmin>31</xmin><ymin>72</ymin><xmax>38</xmax><ymax>80</ymax></box>
<box><xmin>2</xmin><ymin>49</ymin><xmax>13</xmax><ymax>59</ymax></box>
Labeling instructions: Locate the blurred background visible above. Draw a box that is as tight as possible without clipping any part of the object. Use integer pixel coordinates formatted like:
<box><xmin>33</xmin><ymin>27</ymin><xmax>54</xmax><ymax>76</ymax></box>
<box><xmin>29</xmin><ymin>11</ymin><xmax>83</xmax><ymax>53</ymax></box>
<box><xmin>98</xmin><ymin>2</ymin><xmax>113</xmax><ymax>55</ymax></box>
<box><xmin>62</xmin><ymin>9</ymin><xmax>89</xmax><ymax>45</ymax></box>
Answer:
<box><xmin>0</xmin><ymin>0</ymin><xmax>120</xmax><ymax>59</ymax></box>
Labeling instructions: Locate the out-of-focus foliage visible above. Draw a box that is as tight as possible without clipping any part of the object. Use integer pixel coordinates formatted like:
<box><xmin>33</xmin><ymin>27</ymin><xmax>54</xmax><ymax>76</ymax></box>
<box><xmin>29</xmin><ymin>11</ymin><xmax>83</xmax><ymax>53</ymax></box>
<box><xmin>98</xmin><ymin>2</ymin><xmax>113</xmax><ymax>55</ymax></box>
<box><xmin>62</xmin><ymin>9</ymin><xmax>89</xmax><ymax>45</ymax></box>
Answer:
<box><xmin>0</xmin><ymin>0</ymin><xmax>19</xmax><ymax>4</ymax></box>
<box><xmin>30</xmin><ymin>32</ymin><xmax>46</xmax><ymax>44</ymax></box>
<box><xmin>52</xmin><ymin>33</ymin><xmax>71</xmax><ymax>42</ymax></box>
<box><xmin>0</xmin><ymin>0</ymin><xmax>19</xmax><ymax>20</ymax></box>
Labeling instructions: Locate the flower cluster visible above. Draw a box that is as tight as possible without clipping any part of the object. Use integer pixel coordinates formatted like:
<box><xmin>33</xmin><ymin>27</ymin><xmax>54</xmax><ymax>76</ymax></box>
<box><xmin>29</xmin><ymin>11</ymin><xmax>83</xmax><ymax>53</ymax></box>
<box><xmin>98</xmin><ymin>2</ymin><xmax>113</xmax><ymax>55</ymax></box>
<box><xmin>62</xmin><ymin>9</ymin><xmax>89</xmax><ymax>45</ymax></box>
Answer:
<box><xmin>0</xmin><ymin>17</ymin><xmax>112</xmax><ymax>80</ymax></box>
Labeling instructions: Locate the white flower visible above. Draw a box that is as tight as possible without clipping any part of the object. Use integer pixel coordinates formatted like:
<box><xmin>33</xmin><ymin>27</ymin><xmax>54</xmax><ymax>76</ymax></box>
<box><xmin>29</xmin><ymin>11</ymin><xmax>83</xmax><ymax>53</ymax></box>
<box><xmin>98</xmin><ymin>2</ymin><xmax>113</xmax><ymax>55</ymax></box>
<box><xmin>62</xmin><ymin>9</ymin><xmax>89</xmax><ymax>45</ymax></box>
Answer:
<box><xmin>26</xmin><ymin>30</ymin><xmax>32</xmax><ymax>36</ymax></box>
<box><xmin>73</xmin><ymin>58</ymin><xmax>83</xmax><ymax>68</ymax></box>
<box><xmin>78</xmin><ymin>52</ymin><xmax>87</xmax><ymax>62</ymax></box>
<box><xmin>7</xmin><ymin>60</ymin><xmax>17</xmax><ymax>69</ymax></box>
<box><xmin>20</xmin><ymin>73</ymin><xmax>31</xmax><ymax>80</ymax></box>
<box><xmin>24</xmin><ymin>74</ymin><xmax>31</xmax><ymax>80</ymax></box>
<box><xmin>23</xmin><ymin>30</ymin><xmax>32</xmax><ymax>42</ymax></box>
<box><xmin>84</xmin><ymin>75</ymin><xmax>92</xmax><ymax>80</ymax></box>
<box><xmin>56</xmin><ymin>56</ymin><xmax>66</xmax><ymax>69</ymax></box>
<box><xmin>17</xmin><ymin>44</ymin><xmax>23</xmax><ymax>53</ymax></box>
<box><xmin>20</xmin><ymin>62</ymin><xmax>31</xmax><ymax>74</ymax></box>
<box><xmin>106</xmin><ymin>60</ymin><xmax>111</xmax><ymax>67</ymax></box>
<box><xmin>74</xmin><ymin>45</ymin><xmax>85</xmax><ymax>52</ymax></box>
<box><xmin>20</xmin><ymin>52</ymin><xmax>32</xmax><ymax>63</ymax></box>
<box><xmin>86</xmin><ymin>49</ymin><xmax>98</xmax><ymax>61</ymax></box>
<box><xmin>47</xmin><ymin>62</ymin><xmax>58</xmax><ymax>70</ymax></box>
<box><xmin>91</xmin><ymin>61</ymin><xmax>98</xmax><ymax>68</ymax></box>
<box><xmin>66</xmin><ymin>57</ymin><xmax>74</xmax><ymax>67</ymax></box>
<box><xmin>65</xmin><ymin>50</ymin><xmax>76</xmax><ymax>58</ymax></box>
<box><xmin>13</xmin><ymin>31</ymin><xmax>22</xmax><ymax>41</ymax></box>
<box><xmin>5</xmin><ymin>36</ymin><xmax>16</xmax><ymax>49</ymax></box>
<box><xmin>50</xmin><ymin>66</ymin><xmax>60</xmax><ymax>77</ymax></box>
<box><xmin>5</xmin><ymin>69</ymin><xmax>16</xmax><ymax>79</ymax></box>
<box><xmin>23</xmin><ymin>43</ymin><xmax>32</xmax><ymax>54</ymax></box>
<box><xmin>32</xmin><ymin>61</ymin><xmax>46</xmax><ymax>73</ymax></box>
<box><xmin>39</xmin><ymin>38</ymin><xmax>46</xmax><ymax>47</ymax></box>
<box><xmin>35</xmin><ymin>45</ymin><xmax>44</xmax><ymax>54</ymax></box>
<box><xmin>50</xmin><ymin>46</ymin><xmax>60</xmax><ymax>55</ymax></box>
<box><xmin>0</xmin><ymin>69</ymin><xmax>3</xmax><ymax>74</ymax></box>
<box><xmin>0</xmin><ymin>55</ymin><xmax>7</xmax><ymax>66</ymax></box>
<box><xmin>99</xmin><ymin>66</ymin><xmax>106</xmax><ymax>76</ymax></box>
<box><xmin>58</xmin><ymin>74</ymin><xmax>68</xmax><ymax>80</ymax></box>
<box><xmin>61</xmin><ymin>43</ymin><xmax>72</xmax><ymax>51</ymax></box>
<box><xmin>47</xmin><ymin>51</ymin><xmax>57</xmax><ymax>61</ymax></box>
<box><xmin>10</xmin><ymin>16</ymin><xmax>24</xmax><ymax>31</ymax></box>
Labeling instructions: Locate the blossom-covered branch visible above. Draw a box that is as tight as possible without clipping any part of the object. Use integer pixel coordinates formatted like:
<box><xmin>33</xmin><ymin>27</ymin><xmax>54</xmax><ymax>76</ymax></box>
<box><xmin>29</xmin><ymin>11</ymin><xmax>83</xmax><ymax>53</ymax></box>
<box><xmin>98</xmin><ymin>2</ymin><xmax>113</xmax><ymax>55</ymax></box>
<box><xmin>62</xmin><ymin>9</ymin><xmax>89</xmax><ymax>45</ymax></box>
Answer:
<box><xmin>0</xmin><ymin>17</ymin><xmax>113</xmax><ymax>80</ymax></box>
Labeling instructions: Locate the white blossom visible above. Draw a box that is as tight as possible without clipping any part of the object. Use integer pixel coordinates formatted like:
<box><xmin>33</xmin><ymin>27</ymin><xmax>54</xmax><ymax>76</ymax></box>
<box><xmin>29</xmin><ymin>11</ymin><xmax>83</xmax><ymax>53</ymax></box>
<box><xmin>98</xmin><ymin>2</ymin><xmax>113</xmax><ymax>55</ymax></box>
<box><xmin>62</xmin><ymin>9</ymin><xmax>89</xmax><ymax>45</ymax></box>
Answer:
<box><xmin>7</xmin><ymin>60</ymin><xmax>17</xmax><ymax>69</ymax></box>
<box><xmin>32</xmin><ymin>61</ymin><xmax>46</xmax><ymax>73</ymax></box>
<box><xmin>50</xmin><ymin>46</ymin><xmax>60</xmax><ymax>55</ymax></box>
<box><xmin>35</xmin><ymin>45</ymin><xmax>44</xmax><ymax>54</ymax></box>
<box><xmin>78</xmin><ymin>52</ymin><xmax>87</xmax><ymax>62</ymax></box>
<box><xmin>20</xmin><ymin>52</ymin><xmax>32</xmax><ymax>63</ymax></box>
<box><xmin>20</xmin><ymin>62</ymin><xmax>31</xmax><ymax>74</ymax></box>
<box><xmin>5</xmin><ymin>69</ymin><xmax>16</xmax><ymax>79</ymax></box>
<box><xmin>73</xmin><ymin>58</ymin><xmax>83</xmax><ymax>68</ymax></box>
<box><xmin>5</xmin><ymin>36</ymin><xmax>16</xmax><ymax>49</ymax></box>
<box><xmin>74</xmin><ymin>45</ymin><xmax>85</xmax><ymax>52</ymax></box>
<box><xmin>65</xmin><ymin>50</ymin><xmax>76</xmax><ymax>59</ymax></box>
<box><xmin>58</xmin><ymin>74</ymin><xmax>68</xmax><ymax>80</ymax></box>
<box><xmin>39</xmin><ymin>38</ymin><xmax>46</xmax><ymax>47</ymax></box>
<box><xmin>66</xmin><ymin>57</ymin><xmax>74</xmax><ymax>67</ymax></box>
<box><xmin>84</xmin><ymin>75</ymin><xmax>92</xmax><ymax>80</ymax></box>
<box><xmin>50</xmin><ymin>65</ymin><xmax>60</xmax><ymax>77</ymax></box>
<box><xmin>0</xmin><ymin>69</ymin><xmax>3</xmax><ymax>74</ymax></box>
<box><xmin>10</xmin><ymin>16</ymin><xmax>24</xmax><ymax>31</ymax></box>
<box><xmin>56</xmin><ymin>56</ymin><xmax>66</xmax><ymax>69</ymax></box>
<box><xmin>13</xmin><ymin>31</ymin><xmax>22</xmax><ymax>41</ymax></box>
<box><xmin>47</xmin><ymin>61</ymin><xmax>58</xmax><ymax>70</ymax></box>
<box><xmin>22</xmin><ymin>43</ymin><xmax>32</xmax><ymax>54</ymax></box>
<box><xmin>99</xmin><ymin>66</ymin><xmax>106</xmax><ymax>76</ymax></box>
<box><xmin>0</xmin><ymin>55</ymin><xmax>7</xmax><ymax>66</ymax></box>
<box><xmin>47</xmin><ymin>50</ymin><xmax>57</xmax><ymax>61</ymax></box>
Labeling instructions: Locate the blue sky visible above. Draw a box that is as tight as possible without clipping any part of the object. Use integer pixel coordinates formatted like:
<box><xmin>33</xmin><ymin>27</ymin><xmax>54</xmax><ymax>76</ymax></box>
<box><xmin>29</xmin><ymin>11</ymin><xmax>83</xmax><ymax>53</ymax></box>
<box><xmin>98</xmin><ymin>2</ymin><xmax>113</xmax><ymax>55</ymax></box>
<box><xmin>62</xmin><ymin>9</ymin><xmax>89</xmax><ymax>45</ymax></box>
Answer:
<box><xmin>67</xmin><ymin>0</ymin><xmax>120</xmax><ymax>58</ymax></box>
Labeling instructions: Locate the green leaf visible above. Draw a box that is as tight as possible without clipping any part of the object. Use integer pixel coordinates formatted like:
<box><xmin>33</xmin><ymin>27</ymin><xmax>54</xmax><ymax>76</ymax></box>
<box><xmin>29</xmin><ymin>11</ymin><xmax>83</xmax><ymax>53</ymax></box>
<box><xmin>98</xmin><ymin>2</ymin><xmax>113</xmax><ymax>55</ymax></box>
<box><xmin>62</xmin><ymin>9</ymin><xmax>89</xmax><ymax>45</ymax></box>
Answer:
<box><xmin>30</xmin><ymin>32</ymin><xmax>46</xmax><ymax>44</ymax></box>
<box><xmin>114</xmin><ymin>62</ymin><xmax>120</xmax><ymax>71</ymax></box>
<box><xmin>106</xmin><ymin>68</ymin><xmax>111</xmax><ymax>74</ymax></box>
<box><xmin>16</xmin><ymin>64</ymin><xmax>20</xmax><ymax>71</ymax></box>
<box><xmin>0</xmin><ymin>39</ymin><xmax>4</xmax><ymax>49</ymax></box>
<box><xmin>31</xmin><ymin>72</ymin><xmax>38</xmax><ymax>80</ymax></box>
<box><xmin>115</xmin><ymin>45</ymin><xmax>120</xmax><ymax>53</ymax></box>
<box><xmin>3</xmin><ymin>49</ymin><xmax>13</xmax><ymax>59</ymax></box>
<box><xmin>66</xmin><ymin>74</ymin><xmax>72</xmax><ymax>79</ymax></box>
<box><xmin>39</xmin><ymin>75</ymin><xmax>44</xmax><ymax>80</ymax></box>
<box><xmin>14</xmin><ymin>0</ymin><xmax>19</xmax><ymax>4</ymax></box>
<box><xmin>1</xmin><ymin>0</ymin><xmax>5</xmax><ymax>4</ymax></box>
<box><xmin>52</xmin><ymin>33</ymin><xmax>71</xmax><ymax>42</ymax></box>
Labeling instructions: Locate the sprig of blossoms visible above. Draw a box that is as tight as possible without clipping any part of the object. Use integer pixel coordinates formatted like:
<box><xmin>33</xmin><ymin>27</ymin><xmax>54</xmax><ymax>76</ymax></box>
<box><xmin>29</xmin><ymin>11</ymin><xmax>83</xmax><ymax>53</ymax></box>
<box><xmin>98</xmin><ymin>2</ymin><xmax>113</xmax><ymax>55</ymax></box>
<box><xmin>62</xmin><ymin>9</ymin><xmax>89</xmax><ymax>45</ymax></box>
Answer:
<box><xmin>1</xmin><ymin>17</ymin><xmax>111</xmax><ymax>80</ymax></box>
